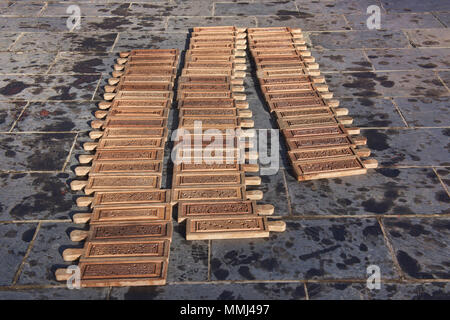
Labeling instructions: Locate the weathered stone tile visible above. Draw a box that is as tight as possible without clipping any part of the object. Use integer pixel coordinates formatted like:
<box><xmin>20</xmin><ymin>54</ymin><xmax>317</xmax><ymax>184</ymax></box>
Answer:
<box><xmin>434</xmin><ymin>12</ymin><xmax>450</xmax><ymax>28</ymax></box>
<box><xmin>380</xmin><ymin>0</ymin><xmax>450</xmax><ymax>13</ymax></box>
<box><xmin>76</xmin><ymin>16</ymin><xmax>166</xmax><ymax>32</ymax></box>
<box><xmin>307</xmin><ymin>282</ymin><xmax>366</xmax><ymax>300</ymax></box>
<box><xmin>324</xmin><ymin>71</ymin><xmax>448</xmax><ymax>98</ymax></box>
<box><xmin>167</xmin><ymin>222</ymin><xmax>209</xmax><ymax>282</ymax></box>
<box><xmin>345</xmin><ymin>13</ymin><xmax>443</xmax><ymax>30</ymax></box>
<box><xmin>42</xmin><ymin>2</ymin><xmax>131</xmax><ymax>16</ymax></box>
<box><xmin>63</xmin><ymin>131</ymin><xmax>91</xmax><ymax>175</ymax></box>
<box><xmin>363</xmin><ymin>128</ymin><xmax>450</xmax><ymax>167</ymax></box>
<box><xmin>285</xmin><ymin>168</ymin><xmax>449</xmax><ymax>216</ymax></box>
<box><xmin>253</xmin><ymin>170</ymin><xmax>290</xmax><ymax>216</ymax></box>
<box><xmin>0</xmin><ymin>33</ymin><xmax>21</xmax><ymax>51</ymax></box>
<box><xmin>0</xmin><ymin>133</ymin><xmax>76</xmax><ymax>171</ymax></box>
<box><xmin>167</xmin><ymin>16</ymin><xmax>256</xmax><ymax>32</ymax></box>
<box><xmin>210</xmin><ymin>219</ymin><xmax>397</xmax><ymax>280</ymax></box>
<box><xmin>215</xmin><ymin>2</ymin><xmax>298</xmax><ymax>16</ymax></box>
<box><xmin>256</xmin><ymin>14</ymin><xmax>349</xmax><ymax>31</ymax></box>
<box><xmin>339</xmin><ymin>97</ymin><xmax>405</xmax><ymax>127</ymax></box>
<box><xmin>0</xmin><ymin>2</ymin><xmax>45</xmax><ymax>16</ymax></box>
<box><xmin>0</xmin><ymin>101</ymin><xmax>27</xmax><ymax>132</ymax></box>
<box><xmin>129</xmin><ymin>2</ymin><xmax>213</xmax><ymax>16</ymax></box>
<box><xmin>113</xmin><ymin>32</ymin><xmax>188</xmax><ymax>52</ymax></box>
<box><xmin>0</xmin><ymin>75</ymin><xmax>101</xmax><ymax>100</ymax></box>
<box><xmin>0</xmin><ymin>172</ymin><xmax>82</xmax><ymax>221</ymax></box>
<box><xmin>48</xmin><ymin>52</ymin><xmax>116</xmax><ymax>74</ymax></box>
<box><xmin>0</xmin><ymin>223</ymin><xmax>37</xmax><ymax>285</ymax></box>
<box><xmin>296</xmin><ymin>0</ymin><xmax>383</xmax><ymax>15</ymax></box>
<box><xmin>366</xmin><ymin>48</ymin><xmax>450</xmax><ymax>71</ymax></box>
<box><xmin>0</xmin><ymin>52</ymin><xmax>57</xmax><ymax>74</ymax></box>
<box><xmin>110</xmin><ymin>282</ymin><xmax>306</xmax><ymax>300</ymax></box>
<box><xmin>394</xmin><ymin>97</ymin><xmax>450</xmax><ymax>127</ymax></box>
<box><xmin>366</xmin><ymin>282</ymin><xmax>450</xmax><ymax>299</ymax></box>
<box><xmin>312</xmin><ymin>49</ymin><xmax>373</xmax><ymax>72</ymax></box>
<box><xmin>0</xmin><ymin>287</ymin><xmax>108</xmax><ymax>299</ymax></box>
<box><xmin>11</xmin><ymin>32</ymin><xmax>117</xmax><ymax>52</ymax></box>
<box><xmin>383</xmin><ymin>218</ymin><xmax>450</xmax><ymax>279</ymax></box>
<box><xmin>438</xmin><ymin>70</ymin><xmax>450</xmax><ymax>88</ymax></box>
<box><xmin>309</xmin><ymin>31</ymin><xmax>409</xmax><ymax>50</ymax></box>
<box><xmin>435</xmin><ymin>167</ymin><xmax>450</xmax><ymax>191</ymax></box>
<box><xmin>0</xmin><ymin>17</ymin><xmax>69</xmax><ymax>32</ymax></box>
<box><xmin>405</xmin><ymin>29</ymin><xmax>450</xmax><ymax>47</ymax></box>
<box><xmin>13</xmin><ymin>101</ymin><xmax>95</xmax><ymax>132</ymax></box>
<box><xmin>17</xmin><ymin>222</ymin><xmax>83</xmax><ymax>285</ymax></box>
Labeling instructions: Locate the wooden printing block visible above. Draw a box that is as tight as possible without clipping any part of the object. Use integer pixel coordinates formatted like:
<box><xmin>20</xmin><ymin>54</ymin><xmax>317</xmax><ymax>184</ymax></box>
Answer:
<box><xmin>114</xmin><ymin>62</ymin><xmax>176</xmax><ymax>71</ymax></box>
<box><xmin>173</xmin><ymin>172</ymin><xmax>260</xmax><ymax>188</ymax></box>
<box><xmin>256</xmin><ymin>61</ymin><xmax>314</xmax><ymax>71</ymax></box>
<box><xmin>117</xmin><ymin>68</ymin><xmax>176</xmax><ymax>77</ymax></box>
<box><xmin>173</xmin><ymin>148</ymin><xmax>257</xmax><ymax>163</ymax></box>
<box><xmin>116</xmin><ymin>58</ymin><xmax>178</xmax><ymax>69</ymax></box>
<box><xmin>172</xmin><ymin>128</ymin><xmax>256</xmax><ymax>141</ymax></box>
<box><xmin>185</xmin><ymin>55</ymin><xmax>246</xmax><ymax>64</ymax></box>
<box><xmin>248</xmin><ymin>34</ymin><xmax>303</xmax><ymax>42</ymax></box>
<box><xmin>267</xmin><ymin>97</ymin><xmax>339</xmax><ymax>112</ymax></box>
<box><xmin>177</xmin><ymin>91</ymin><xmax>246</xmax><ymax>101</ymax></box>
<box><xmin>185</xmin><ymin>61</ymin><xmax>246</xmax><ymax>71</ymax></box>
<box><xmin>188</xmin><ymin>48</ymin><xmax>245</xmax><ymax>57</ymax></box>
<box><xmin>247</xmin><ymin>27</ymin><xmax>302</xmax><ymax>34</ymax></box>
<box><xmin>172</xmin><ymin>186</ymin><xmax>263</xmax><ymax>202</ymax></box>
<box><xmin>178</xmin><ymin>75</ymin><xmax>242</xmax><ymax>85</ymax></box>
<box><xmin>104</xmin><ymin>91</ymin><xmax>173</xmax><ymax>101</ymax></box>
<box><xmin>177</xmin><ymin>200</ymin><xmax>273</xmax><ymax>222</ymax></box>
<box><xmin>92</xmin><ymin>117</ymin><xmax>168</xmax><ymax>129</ymax></box>
<box><xmin>76</xmin><ymin>160</ymin><xmax>163</xmax><ymax>177</ymax></box>
<box><xmin>178</xmin><ymin>117</ymin><xmax>253</xmax><ymax>129</ymax></box>
<box><xmin>193</xmin><ymin>26</ymin><xmax>245</xmax><ymax>33</ymax></box>
<box><xmin>123</xmin><ymin>55</ymin><xmax>178</xmax><ymax>63</ymax></box>
<box><xmin>73</xmin><ymin>203</ymin><xmax>172</xmax><ymax>224</ymax></box>
<box><xmin>107</xmin><ymin>82</ymin><xmax>173</xmax><ymax>93</ymax></box>
<box><xmin>284</xmin><ymin>134</ymin><xmax>367</xmax><ymax>151</ymax></box>
<box><xmin>289</xmin><ymin>146</ymin><xmax>371</xmax><ymax>162</ymax></box>
<box><xmin>78</xmin><ymin>150</ymin><xmax>164</xmax><ymax>164</ymax></box>
<box><xmin>178</xmin><ymin>83</ymin><xmax>243</xmax><ymax>93</ymax></box>
<box><xmin>179</xmin><ymin>108</ymin><xmax>251</xmax><ymax>118</ymax></box>
<box><xmin>76</xmin><ymin>189</ymin><xmax>170</xmax><ymax>208</ymax></box>
<box><xmin>260</xmin><ymin>83</ymin><xmax>328</xmax><ymax>94</ymax></box>
<box><xmin>282</xmin><ymin>125</ymin><xmax>359</xmax><ymax>139</ymax></box>
<box><xmin>86</xmin><ymin>137</ymin><xmax>166</xmax><ymax>151</ymax></box>
<box><xmin>185</xmin><ymin>216</ymin><xmax>285</xmax><ymax>240</ymax></box>
<box><xmin>181</xmin><ymin>68</ymin><xmax>245</xmax><ymax>78</ymax></box>
<box><xmin>190</xmin><ymin>37</ymin><xmax>246</xmax><ymax>44</ymax></box>
<box><xmin>265</xmin><ymin>90</ymin><xmax>330</xmax><ymax>102</ymax></box>
<box><xmin>174</xmin><ymin>135</ymin><xmax>251</xmax><ymax>148</ymax></box>
<box><xmin>90</xmin><ymin>127</ymin><xmax>168</xmax><ymax>140</ymax></box>
<box><xmin>108</xmin><ymin>75</ymin><xmax>175</xmax><ymax>86</ymax></box>
<box><xmin>63</xmin><ymin>239</ymin><xmax>170</xmax><ymax>262</ymax></box>
<box><xmin>174</xmin><ymin>161</ymin><xmax>259</xmax><ymax>174</ymax></box>
<box><xmin>257</xmin><ymin>68</ymin><xmax>320</xmax><ymax>77</ymax></box>
<box><xmin>98</xmin><ymin>107</ymin><xmax>169</xmax><ymax>119</ymax></box>
<box><xmin>291</xmin><ymin>156</ymin><xmax>378</xmax><ymax>181</ymax></box>
<box><xmin>71</xmin><ymin>175</ymin><xmax>161</xmax><ymax>195</ymax></box>
<box><xmin>258</xmin><ymin>75</ymin><xmax>325</xmax><ymax>85</ymax></box>
<box><xmin>191</xmin><ymin>31</ymin><xmax>245</xmax><ymax>38</ymax></box>
<box><xmin>189</xmin><ymin>43</ymin><xmax>246</xmax><ymax>50</ymax></box>
<box><xmin>124</xmin><ymin>49</ymin><xmax>178</xmax><ymax>56</ymax></box>
<box><xmin>178</xmin><ymin>98</ymin><xmax>248</xmax><ymax>109</ymax></box>
<box><xmin>253</xmin><ymin>55</ymin><xmax>309</xmax><ymax>64</ymax></box>
<box><xmin>275</xmin><ymin>107</ymin><xmax>346</xmax><ymax>119</ymax></box>
<box><xmin>277</xmin><ymin>116</ymin><xmax>353</xmax><ymax>129</ymax></box>
<box><xmin>100</xmin><ymin>99</ymin><xmax>171</xmax><ymax>110</ymax></box>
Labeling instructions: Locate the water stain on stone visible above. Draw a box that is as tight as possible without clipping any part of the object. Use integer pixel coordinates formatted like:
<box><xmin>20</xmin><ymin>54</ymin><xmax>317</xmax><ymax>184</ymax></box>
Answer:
<box><xmin>22</xmin><ymin>227</ymin><xmax>36</xmax><ymax>242</ymax></box>
<box><xmin>0</xmin><ymin>81</ymin><xmax>29</xmax><ymax>96</ymax></box>
<box><xmin>397</xmin><ymin>250</ymin><xmax>432</xmax><ymax>279</ymax></box>
<box><xmin>364</xmin><ymin>130</ymin><xmax>390</xmax><ymax>151</ymax></box>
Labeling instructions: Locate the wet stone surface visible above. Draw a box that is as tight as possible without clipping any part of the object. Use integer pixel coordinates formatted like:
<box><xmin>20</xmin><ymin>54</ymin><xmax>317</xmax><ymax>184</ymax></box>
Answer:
<box><xmin>210</xmin><ymin>219</ymin><xmax>397</xmax><ymax>281</ymax></box>
<box><xmin>405</xmin><ymin>29</ymin><xmax>450</xmax><ymax>48</ymax></box>
<box><xmin>312</xmin><ymin>49</ymin><xmax>373</xmax><ymax>72</ymax></box>
<box><xmin>383</xmin><ymin>218</ymin><xmax>450</xmax><ymax>279</ymax></box>
<box><xmin>0</xmin><ymin>52</ymin><xmax>57</xmax><ymax>75</ymax></box>
<box><xmin>0</xmin><ymin>101</ymin><xmax>27</xmax><ymax>132</ymax></box>
<box><xmin>285</xmin><ymin>168</ymin><xmax>449</xmax><ymax>216</ymax></box>
<box><xmin>255</xmin><ymin>14</ymin><xmax>349</xmax><ymax>31</ymax></box>
<box><xmin>345</xmin><ymin>13</ymin><xmax>443</xmax><ymax>30</ymax></box>
<box><xmin>394</xmin><ymin>97</ymin><xmax>450</xmax><ymax>127</ymax></box>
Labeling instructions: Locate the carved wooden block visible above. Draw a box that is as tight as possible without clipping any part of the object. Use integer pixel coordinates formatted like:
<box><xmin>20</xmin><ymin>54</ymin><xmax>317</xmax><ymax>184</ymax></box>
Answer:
<box><xmin>282</xmin><ymin>125</ymin><xmax>349</xmax><ymax>139</ymax></box>
<box><xmin>82</xmin><ymin>175</ymin><xmax>161</xmax><ymax>194</ymax></box>
<box><xmin>172</xmin><ymin>186</ymin><xmax>246</xmax><ymax>202</ymax></box>
<box><xmin>179</xmin><ymin>117</ymin><xmax>245</xmax><ymax>129</ymax></box>
<box><xmin>109</xmin><ymin>99</ymin><xmax>171</xmax><ymax>109</ymax></box>
<box><xmin>261</xmin><ymin>83</ymin><xmax>315</xmax><ymax>93</ymax></box>
<box><xmin>178</xmin><ymin>83</ymin><xmax>234</xmax><ymax>92</ymax></box>
<box><xmin>173</xmin><ymin>172</ymin><xmax>245</xmax><ymax>188</ymax></box>
<box><xmin>108</xmin><ymin>91</ymin><xmax>173</xmax><ymax>101</ymax></box>
<box><xmin>258</xmin><ymin>75</ymin><xmax>318</xmax><ymax>85</ymax></box>
<box><xmin>247</xmin><ymin>27</ymin><xmax>301</xmax><ymax>34</ymax></box>
<box><xmin>121</xmin><ymin>68</ymin><xmax>176</xmax><ymax>76</ymax></box>
<box><xmin>288</xmin><ymin>146</ymin><xmax>366</xmax><ymax>162</ymax></box>
<box><xmin>178</xmin><ymin>98</ymin><xmax>236</xmax><ymax>109</ymax></box>
<box><xmin>113</xmin><ymin>83</ymin><xmax>173</xmax><ymax>92</ymax></box>
<box><xmin>182</xmin><ymin>68</ymin><xmax>243</xmax><ymax>78</ymax></box>
<box><xmin>98</xmin><ymin>118</ymin><xmax>167</xmax><ymax>128</ymax></box>
<box><xmin>277</xmin><ymin>116</ymin><xmax>340</xmax><ymax>129</ymax></box>
<box><xmin>257</xmin><ymin>61</ymin><xmax>310</xmax><ymax>71</ymax></box>
<box><xmin>179</xmin><ymin>108</ymin><xmax>238</xmax><ymax>118</ymax></box>
<box><xmin>89</xmin><ymin>160</ymin><xmax>163</xmax><ymax>176</ymax></box>
<box><xmin>257</xmin><ymin>68</ymin><xmax>316</xmax><ymax>78</ymax></box>
<box><xmin>107</xmin><ymin>108</ymin><xmax>168</xmax><ymax>118</ymax></box>
<box><xmin>128</xmin><ymin>49</ymin><xmax>178</xmax><ymax>56</ymax></box>
<box><xmin>89</xmin><ymin>204</ymin><xmax>171</xmax><ymax>224</ymax></box>
<box><xmin>285</xmin><ymin>135</ymin><xmax>356</xmax><ymax>151</ymax></box>
<box><xmin>188</xmin><ymin>48</ymin><xmax>244</xmax><ymax>57</ymax></box>
<box><xmin>96</xmin><ymin>137</ymin><xmax>165</xmax><ymax>150</ymax></box>
<box><xmin>112</xmin><ymin>76</ymin><xmax>175</xmax><ymax>84</ymax></box>
<box><xmin>275</xmin><ymin>108</ymin><xmax>334</xmax><ymax>119</ymax></box>
<box><xmin>87</xmin><ymin>150</ymin><xmax>164</xmax><ymax>162</ymax></box>
<box><xmin>86</xmin><ymin>190</ymin><xmax>170</xmax><ymax>207</ymax></box>
<box><xmin>267</xmin><ymin>97</ymin><xmax>329</xmax><ymax>111</ymax></box>
<box><xmin>85</xmin><ymin>221</ymin><xmax>172</xmax><ymax>242</ymax></box>
<box><xmin>99</xmin><ymin>127</ymin><xmax>168</xmax><ymax>139</ymax></box>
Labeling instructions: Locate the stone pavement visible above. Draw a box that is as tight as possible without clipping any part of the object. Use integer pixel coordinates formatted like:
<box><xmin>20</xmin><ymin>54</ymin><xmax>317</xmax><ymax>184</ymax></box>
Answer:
<box><xmin>0</xmin><ymin>0</ymin><xmax>449</xmax><ymax>300</ymax></box>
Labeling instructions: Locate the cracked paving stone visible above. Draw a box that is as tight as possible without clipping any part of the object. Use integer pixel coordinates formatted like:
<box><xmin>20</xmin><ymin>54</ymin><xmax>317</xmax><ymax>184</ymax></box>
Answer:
<box><xmin>366</xmin><ymin>48</ymin><xmax>450</xmax><ymax>71</ymax></box>
<box><xmin>366</xmin><ymin>282</ymin><xmax>450</xmax><ymax>299</ymax></box>
<box><xmin>435</xmin><ymin>167</ymin><xmax>450</xmax><ymax>191</ymax></box>
<box><xmin>11</xmin><ymin>32</ymin><xmax>117</xmax><ymax>52</ymax></box>
<box><xmin>345</xmin><ymin>13</ymin><xmax>443</xmax><ymax>30</ymax></box>
<box><xmin>256</xmin><ymin>14</ymin><xmax>349</xmax><ymax>31</ymax></box>
<box><xmin>312</xmin><ymin>49</ymin><xmax>372</xmax><ymax>72</ymax></box>
<box><xmin>362</xmin><ymin>128</ymin><xmax>450</xmax><ymax>167</ymax></box>
<box><xmin>17</xmin><ymin>222</ymin><xmax>84</xmax><ymax>285</ymax></box>
<box><xmin>0</xmin><ymin>2</ymin><xmax>45</xmax><ymax>17</ymax></box>
<box><xmin>0</xmin><ymin>52</ymin><xmax>57</xmax><ymax>75</ymax></box>
<box><xmin>167</xmin><ymin>222</ymin><xmax>209</xmax><ymax>282</ymax></box>
<box><xmin>324</xmin><ymin>71</ymin><xmax>449</xmax><ymax>98</ymax></box>
<box><xmin>394</xmin><ymin>97</ymin><xmax>450</xmax><ymax>127</ymax></box>
<box><xmin>404</xmin><ymin>29</ymin><xmax>450</xmax><ymax>47</ymax></box>
<box><xmin>306</xmin><ymin>282</ymin><xmax>367</xmax><ymax>300</ymax></box>
<box><xmin>210</xmin><ymin>219</ymin><xmax>396</xmax><ymax>281</ymax></box>
<box><xmin>380</xmin><ymin>0</ymin><xmax>450</xmax><ymax>13</ymax></box>
<box><xmin>112</xmin><ymin>32</ymin><xmax>188</xmax><ymax>53</ymax></box>
<box><xmin>383</xmin><ymin>218</ymin><xmax>450</xmax><ymax>280</ymax></box>
<box><xmin>0</xmin><ymin>75</ymin><xmax>101</xmax><ymax>100</ymax></box>
<box><xmin>42</xmin><ymin>2</ymin><xmax>131</xmax><ymax>16</ymax></box>
<box><xmin>0</xmin><ymin>33</ymin><xmax>21</xmax><ymax>51</ymax></box>
<box><xmin>309</xmin><ymin>31</ymin><xmax>410</xmax><ymax>50</ymax></box>
<box><xmin>0</xmin><ymin>288</ymin><xmax>109</xmax><ymax>300</ymax></box>
<box><xmin>167</xmin><ymin>16</ymin><xmax>257</xmax><ymax>32</ymax></box>
<box><xmin>285</xmin><ymin>168</ymin><xmax>450</xmax><ymax>216</ymax></box>
<box><xmin>13</xmin><ymin>101</ymin><xmax>96</xmax><ymax>132</ymax></box>
<box><xmin>215</xmin><ymin>2</ymin><xmax>298</xmax><ymax>16</ymax></box>
<box><xmin>295</xmin><ymin>0</ymin><xmax>383</xmax><ymax>15</ymax></box>
<box><xmin>76</xmin><ymin>16</ymin><xmax>166</xmax><ymax>33</ymax></box>
<box><xmin>0</xmin><ymin>101</ymin><xmax>27</xmax><ymax>131</ymax></box>
<box><xmin>0</xmin><ymin>133</ymin><xmax>76</xmax><ymax>171</ymax></box>
<box><xmin>0</xmin><ymin>223</ymin><xmax>37</xmax><ymax>285</ymax></box>
<box><xmin>0</xmin><ymin>17</ymin><xmax>70</xmax><ymax>32</ymax></box>
<box><xmin>47</xmin><ymin>52</ymin><xmax>116</xmax><ymax>74</ymax></box>
<box><xmin>434</xmin><ymin>12</ymin><xmax>450</xmax><ymax>28</ymax></box>
<box><xmin>338</xmin><ymin>97</ymin><xmax>405</xmax><ymax>127</ymax></box>
<box><xmin>0</xmin><ymin>172</ymin><xmax>84</xmax><ymax>221</ymax></box>
<box><xmin>438</xmin><ymin>71</ymin><xmax>450</xmax><ymax>88</ymax></box>
<box><xmin>110</xmin><ymin>282</ymin><xmax>306</xmax><ymax>300</ymax></box>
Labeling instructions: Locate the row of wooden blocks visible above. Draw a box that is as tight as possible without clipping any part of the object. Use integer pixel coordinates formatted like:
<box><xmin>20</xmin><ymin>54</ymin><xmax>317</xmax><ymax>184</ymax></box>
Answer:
<box><xmin>247</xmin><ymin>27</ymin><xmax>378</xmax><ymax>181</ymax></box>
<box><xmin>56</xmin><ymin>49</ymin><xmax>180</xmax><ymax>287</ymax></box>
<box><xmin>173</xmin><ymin>26</ymin><xmax>286</xmax><ymax>240</ymax></box>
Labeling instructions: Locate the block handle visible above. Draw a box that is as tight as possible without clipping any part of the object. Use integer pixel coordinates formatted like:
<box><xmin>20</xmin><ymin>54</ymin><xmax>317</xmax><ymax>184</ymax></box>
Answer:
<box><xmin>72</xmin><ymin>213</ymin><xmax>91</xmax><ymax>224</ymax></box>
<box><xmin>268</xmin><ymin>220</ymin><xmax>286</xmax><ymax>232</ymax></box>
<box><xmin>63</xmin><ymin>248</ymin><xmax>84</xmax><ymax>262</ymax></box>
<box><xmin>70</xmin><ymin>230</ymin><xmax>89</xmax><ymax>242</ymax></box>
<box><xmin>363</xmin><ymin>159</ymin><xmax>378</xmax><ymax>169</ymax></box>
<box><xmin>256</xmin><ymin>204</ymin><xmax>274</xmax><ymax>215</ymax></box>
